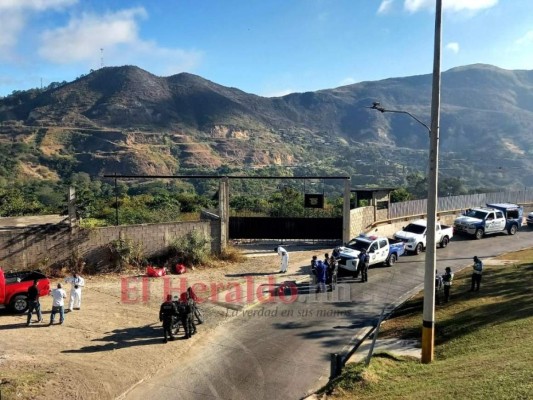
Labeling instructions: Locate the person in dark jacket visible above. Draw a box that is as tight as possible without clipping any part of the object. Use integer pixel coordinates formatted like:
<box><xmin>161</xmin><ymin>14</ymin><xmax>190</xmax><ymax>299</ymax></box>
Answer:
<box><xmin>27</xmin><ymin>279</ymin><xmax>43</xmax><ymax>326</ymax></box>
<box><xmin>358</xmin><ymin>249</ymin><xmax>370</xmax><ymax>282</ymax></box>
<box><xmin>310</xmin><ymin>255</ymin><xmax>318</xmax><ymax>284</ymax></box>
<box><xmin>442</xmin><ymin>267</ymin><xmax>454</xmax><ymax>303</ymax></box>
<box><xmin>159</xmin><ymin>294</ymin><xmax>178</xmax><ymax>343</ymax></box>
<box><xmin>471</xmin><ymin>256</ymin><xmax>483</xmax><ymax>292</ymax></box>
<box><xmin>315</xmin><ymin>260</ymin><xmax>327</xmax><ymax>293</ymax></box>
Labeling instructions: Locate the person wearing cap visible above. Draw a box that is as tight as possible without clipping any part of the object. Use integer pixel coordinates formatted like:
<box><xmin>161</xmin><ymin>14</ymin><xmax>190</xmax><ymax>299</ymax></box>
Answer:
<box><xmin>471</xmin><ymin>256</ymin><xmax>483</xmax><ymax>292</ymax></box>
<box><xmin>275</xmin><ymin>246</ymin><xmax>289</xmax><ymax>273</ymax></box>
<box><xmin>358</xmin><ymin>249</ymin><xmax>370</xmax><ymax>282</ymax></box>
<box><xmin>159</xmin><ymin>294</ymin><xmax>178</xmax><ymax>343</ymax></box>
<box><xmin>442</xmin><ymin>267</ymin><xmax>454</xmax><ymax>302</ymax></box>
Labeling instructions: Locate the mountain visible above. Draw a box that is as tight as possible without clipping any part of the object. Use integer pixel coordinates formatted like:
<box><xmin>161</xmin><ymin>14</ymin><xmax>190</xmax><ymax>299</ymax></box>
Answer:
<box><xmin>1</xmin><ymin>64</ymin><xmax>532</xmax><ymax>188</ymax></box>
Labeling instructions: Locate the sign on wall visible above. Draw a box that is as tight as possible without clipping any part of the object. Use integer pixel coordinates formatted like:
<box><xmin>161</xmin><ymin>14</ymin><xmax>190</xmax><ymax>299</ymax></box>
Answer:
<box><xmin>304</xmin><ymin>194</ymin><xmax>324</xmax><ymax>209</ymax></box>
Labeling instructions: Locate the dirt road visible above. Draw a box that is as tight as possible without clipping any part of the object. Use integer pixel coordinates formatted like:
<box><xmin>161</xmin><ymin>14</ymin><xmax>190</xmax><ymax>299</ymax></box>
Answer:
<box><xmin>0</xmin><ymin>244</ymin><xmax>331</xmax><ymax>400</ymax></box>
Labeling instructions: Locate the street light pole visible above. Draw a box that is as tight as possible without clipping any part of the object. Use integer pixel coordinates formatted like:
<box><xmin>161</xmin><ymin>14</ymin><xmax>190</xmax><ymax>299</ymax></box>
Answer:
<box><xmin>368</xmin><ymin>0</ymin><xmax>442</xmax><ymax>364</ymax></box>
<box><xmin>422</xmin><ymin>0</ymin><xmax>442</xmax><ymax>364</ymax></box>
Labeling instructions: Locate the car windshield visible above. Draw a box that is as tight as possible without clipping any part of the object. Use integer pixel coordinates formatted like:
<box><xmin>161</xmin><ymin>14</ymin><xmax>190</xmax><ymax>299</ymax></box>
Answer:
<box><xmin>346</xmin><ymin>239</ymin><xmax>370</xmax><ymax>252</ymax></box>
<box><xmin>403</xmin><ymin>224</ymin><xmax>426</xmax><ymax>234</ymax></box>
<box><xmin>465</xmin><ymin>210</ymin><xmax>488</xmax><ymax>219</ymax></box>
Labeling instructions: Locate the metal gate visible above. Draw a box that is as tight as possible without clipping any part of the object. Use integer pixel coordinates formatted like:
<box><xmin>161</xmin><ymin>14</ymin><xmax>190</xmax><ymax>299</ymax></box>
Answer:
<box><xmin>229</xmin><ymin>216</ymin><xmax>343</xmax><ymax>240</ymax></box>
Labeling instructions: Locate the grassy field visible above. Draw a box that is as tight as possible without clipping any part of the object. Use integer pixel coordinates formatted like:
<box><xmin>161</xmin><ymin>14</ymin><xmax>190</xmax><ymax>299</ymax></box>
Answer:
<box><xmin>326</xmin><ymin>249</ymin><xmax>533</xmax><ymax>400</ymax></box>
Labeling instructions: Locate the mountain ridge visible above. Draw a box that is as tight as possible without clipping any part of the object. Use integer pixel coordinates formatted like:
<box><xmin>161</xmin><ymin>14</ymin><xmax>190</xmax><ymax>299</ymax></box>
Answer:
<box><xmin>0</xmin><ymin>63</ymin><xmax>532</xmax><ymax>188</ymax></box>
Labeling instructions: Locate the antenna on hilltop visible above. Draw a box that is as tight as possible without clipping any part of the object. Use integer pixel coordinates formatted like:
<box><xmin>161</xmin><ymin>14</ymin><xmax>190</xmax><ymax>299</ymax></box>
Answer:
<box><xmin>100</xmin><ymin>48</ymin><xmax>104</xmax><ymax>68</ymax></box>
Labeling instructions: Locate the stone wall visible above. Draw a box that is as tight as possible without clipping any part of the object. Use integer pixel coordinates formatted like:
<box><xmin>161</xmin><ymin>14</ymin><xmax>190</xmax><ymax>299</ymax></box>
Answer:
<box><xmin>0</xmin><ymin>220</ymin><xmax>220</xmax><ymax>272</ymax></box>
<box><xmin>349</xmin><ymin>206</ymin><xmax>375</xmax><ymax>239</ymax></box>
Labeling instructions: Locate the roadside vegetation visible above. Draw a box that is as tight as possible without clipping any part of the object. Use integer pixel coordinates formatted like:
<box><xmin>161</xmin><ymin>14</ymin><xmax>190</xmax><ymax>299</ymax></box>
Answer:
<box><xmin>325</xmin><ymin>249</ymin><xmax>533</xmax><ymax>399</ymax></box>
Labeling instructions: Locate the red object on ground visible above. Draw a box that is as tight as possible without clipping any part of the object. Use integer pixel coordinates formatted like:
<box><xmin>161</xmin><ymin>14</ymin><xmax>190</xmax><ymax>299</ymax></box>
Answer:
<box><xmin>146</xmin><ymin>266</ymin><xmax>166</xmax><ymax>277</ymax></box>
<box><xmin>0</xmin><ymin>267</ymin><xmax>50</xmax><ymax>313</ymax></box>
<box><xmin>174</xmin><ymin>264</ymin><xmax>186</xmax><ymax>275</ymax></box>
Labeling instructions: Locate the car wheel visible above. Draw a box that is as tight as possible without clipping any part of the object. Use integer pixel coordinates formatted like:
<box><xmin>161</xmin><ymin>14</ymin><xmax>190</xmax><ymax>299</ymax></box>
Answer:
<box><xmin>475</xmin><ymin>229</ymin><xmax>484</xmax><ymax>240</ymax></box>
<box><xmin>10</xmin><ymin>295</ymin><xmax>28</xmax><ymax>314</ymax></box>
<box><xmin>414</xmin><ymin>243</ymin><xmax>423</xmax><ymax>255</ymax></box>
<box><xmin>508</xmin><ymin>224</ymin><xmax>517</xmax><ymax>235</ymax></box>
<box><xmin>440</xmin><ymin>236</ymin><xmax>449</xmax><ymax>248</ymax></box>
<box><xmin>387</xmin><ymin>254</ymin><xmax>397</xmax><ymax>266</ymax></box>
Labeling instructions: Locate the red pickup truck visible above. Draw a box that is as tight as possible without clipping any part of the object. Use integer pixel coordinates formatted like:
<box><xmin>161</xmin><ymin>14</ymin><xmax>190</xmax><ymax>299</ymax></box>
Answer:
<box><xmin>0</xmin><ymin>268</ymin><xmax>51</xmax><ymax>313</ymax></box>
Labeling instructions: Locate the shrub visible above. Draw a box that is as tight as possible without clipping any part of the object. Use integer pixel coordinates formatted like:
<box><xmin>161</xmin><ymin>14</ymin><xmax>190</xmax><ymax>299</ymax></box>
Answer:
<box><xmin>108</xmin><ymin>238</ymin><xmax>146</xmax><ymax>272</ymax></box>
<box><xmin>168</xmin><ymin>230</ymin><xmax>210</xmax><ymax>267</ymax></box>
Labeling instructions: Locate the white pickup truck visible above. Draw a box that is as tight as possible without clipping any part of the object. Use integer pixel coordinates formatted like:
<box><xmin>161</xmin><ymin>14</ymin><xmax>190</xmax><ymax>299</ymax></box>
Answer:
<box><xmin>393</xmin><ymin>219</ymin><xmax>453</xmax><ymax>255</ymax></box>
<box><xmin>336</xmin><ymin>234</ymin><xmax>406</xmax><ymax>276</ymax></box>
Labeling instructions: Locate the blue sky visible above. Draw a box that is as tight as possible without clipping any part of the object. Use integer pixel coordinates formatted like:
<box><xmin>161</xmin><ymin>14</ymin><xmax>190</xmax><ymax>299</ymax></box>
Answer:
<box><xmin>0</xmin><ymin>0</ymin><xmax>531</xmax><ymax>97</ymax></box>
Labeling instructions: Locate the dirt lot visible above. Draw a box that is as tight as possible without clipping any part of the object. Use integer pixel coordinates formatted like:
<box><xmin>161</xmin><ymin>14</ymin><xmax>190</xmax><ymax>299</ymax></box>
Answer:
<box><xmin>0</xmin><ymin>244</ymin><xmax>331</xmax><ymax>400</ymax></box>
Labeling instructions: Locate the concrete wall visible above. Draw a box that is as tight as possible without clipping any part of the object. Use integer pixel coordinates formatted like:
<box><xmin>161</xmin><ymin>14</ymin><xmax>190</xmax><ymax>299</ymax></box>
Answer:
<box><xmin>0</xmin><ymin>220</ymin><xmax>220</xmax><ymax>272</ymax></box>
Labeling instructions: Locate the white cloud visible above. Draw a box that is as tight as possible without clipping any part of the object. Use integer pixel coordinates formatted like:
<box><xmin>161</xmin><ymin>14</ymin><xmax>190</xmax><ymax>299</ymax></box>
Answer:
<box><xmin>0</xmin><ymin>0</ymin><xmax>76</xmax><ymax>12</ymax></box>
<box><xmin>339</xmin><ymin>77</ymin><xmax>356</xmax><ymax>86</ymax></box>
<box><xmin>0</xmin><ymin>0</ymin><xmax>76</xmax><ymax>57</ymax></box>
<box><xmin>515</xmin><ymin>30</ymin><xmax>533</xmax><ymax>47</ymax></box>
<box><xmin>445</xmin><ymin>42</ymin><xmax>460</xmax><ymax>53</ymax></box>
<box><xmin>38</xmin><ymin>8</ymin><xmax>203</xmax><ymax>74</ymax></box>
<box><xmin>263</xmin><ymin>89</ymin><xmax>295</xmax><ymax>98</ymax></box>
<box><xmin>39</xmin><ymin>8</ymin><xmax>147</xmax><ymax>63</ymax></box>
<box><xmin>404</xmin><ymin>0</ymin><xmax>498</xmax><ymax>13</ymax></box>
<box><xmin>378</xmin><ymin>0</ymin><xmax>394</xmax><ymax>15</ymax></box>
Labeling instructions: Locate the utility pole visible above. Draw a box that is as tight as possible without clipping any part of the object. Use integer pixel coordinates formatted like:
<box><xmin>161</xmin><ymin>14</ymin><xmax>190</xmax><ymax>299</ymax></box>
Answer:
<box><xmin>421</xmin><ymin>0</ymin><xmax>442</xmax><ymax>364</ymax></box>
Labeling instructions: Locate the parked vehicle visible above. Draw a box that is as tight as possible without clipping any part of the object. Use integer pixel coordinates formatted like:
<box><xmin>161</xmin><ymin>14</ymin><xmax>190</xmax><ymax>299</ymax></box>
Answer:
<box><xmin>336</xmin><ymin>234</ymin><xmax>405</xmax><ymax>276</ymax></box>
<box><xmin>454</xmin><ymin>203</ymin><xmax>523</xmax><ymax>240</ymax></box>
<box><xmin>527</xmin><ymin>212</ymin><xmax>533</xmax><ymax>228</ymax></box>
<box><xmin>393</xmin><ymin>219</ymin><xmax>454</xmax><ymax>255</ymax></box>
<box><xmin>0</xmin><ymin>268</ymin><xmax>50</xmax><ymax>313</ymax></box>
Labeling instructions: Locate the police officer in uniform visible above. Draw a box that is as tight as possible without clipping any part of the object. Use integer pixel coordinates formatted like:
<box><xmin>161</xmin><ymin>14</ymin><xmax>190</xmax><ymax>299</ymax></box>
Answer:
<box><xmin>442</xmin><ymin>267</ymin><xmax>454</xmax><ymax>303</ymax></box>
<box><xmin>159</xmin><ymin>294</ymin><xmax>178</xmax><ymax>343</ymax></box>
<box><xmin>358</xmin><ymin>249</ymin><xmax>370</xmax><ymax>282</ymax></box>
<box><xmin>471</xmin><ymin>256</ymin><xmax>483</xmax><ymax>292</ymax></box>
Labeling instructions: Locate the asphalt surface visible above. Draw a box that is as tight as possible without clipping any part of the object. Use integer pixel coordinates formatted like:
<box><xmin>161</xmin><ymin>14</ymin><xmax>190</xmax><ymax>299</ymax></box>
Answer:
<box><xmin>125</xmin><ymin>229</ymin><xmax>533</xmax><ymax>400</ymax></box>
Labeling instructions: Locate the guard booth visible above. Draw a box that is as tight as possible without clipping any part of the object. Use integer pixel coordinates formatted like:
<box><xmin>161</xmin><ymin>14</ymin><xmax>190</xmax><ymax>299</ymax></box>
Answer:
<box><xmin>351</xmin><ymin>187</ymin><xmax>396</xmax><ymax>222</ymax></box>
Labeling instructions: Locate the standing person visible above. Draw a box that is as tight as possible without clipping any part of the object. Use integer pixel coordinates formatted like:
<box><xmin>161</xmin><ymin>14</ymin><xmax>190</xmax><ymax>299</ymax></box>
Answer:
<box><xmin>442</xmin><ymin>267</ymin><xmax>454</xmax><ymax>303</ymax></box>
<box><xmin>49</xmin><ymin>283</ymin><xmax>67</xmax><ymax>325</ymax></box>
<box><xmin>310</xmin><ymin>255</ymin><xmax>318</xmax><ymax>285</ymax></box>
<box><xmin>358</xmin><ymin>249</ymin><xmax>370</xmax><ymax>282</ymax></box>
<box><xmin>65</xmin><ymin>272</ymin><xmax>85</xmax><ymax>311</ymax></box>
<box><xmin>435</xmin><ymin>270</ymin><xmax>443</xmax><ymax>305</ymax></box>
<box><xmin>471</xmin><ymin>256</ymin><xmax>483</xmax><ymax>291</ymax></box>
<box><xmin>275</xmin><ymin>246</ymin><xmax>289</xmax><ymax>273</ymax></box>
<box><xmin>315</xmin><ymin>260</ymin><xmax>327</xmax><ymax>293</ymax></box>
<box><xmin>159</xmin><ymin>294</ymin><xmax>178</xmax><ymax>343</ymax></box>
<box><xmin>26</xmin><ymin>279</ymin><xmax>43</xmax><ymax>326</ymax></box>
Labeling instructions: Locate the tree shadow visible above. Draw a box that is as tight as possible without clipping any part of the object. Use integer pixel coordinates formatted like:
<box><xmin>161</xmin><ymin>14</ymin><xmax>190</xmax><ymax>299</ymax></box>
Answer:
<box><xmin>61</xmin><ymin>323</ymin><xmax>164</xmax><ymax>353</ymax></box>
<box><xmin>382</xmin><ymin>263</ymin><xmax>533</xmax><ymax>344</ymax></box>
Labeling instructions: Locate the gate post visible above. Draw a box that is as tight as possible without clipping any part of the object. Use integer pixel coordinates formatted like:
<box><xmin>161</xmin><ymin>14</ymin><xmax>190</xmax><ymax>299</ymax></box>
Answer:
<box><xmin>342</xmin><ymin>178</ymin><xmax>351</xmax><ymax>244</ymax></box>
<box><xmin>219</xmin><ymin>177</ymin><xmax>229</xmax><ymax>250</ymax></box>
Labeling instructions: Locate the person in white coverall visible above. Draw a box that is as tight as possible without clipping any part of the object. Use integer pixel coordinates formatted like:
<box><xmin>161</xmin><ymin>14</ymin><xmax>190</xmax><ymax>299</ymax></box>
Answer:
<box><xmin>65</xmin><ymin>272</ymin><xmax>85</xmax><ymax>311</ymax></box>
<box><xmin>275</xmin><ymin>246</ymin><xmax>289</xmax><ymax>273</ymax></box>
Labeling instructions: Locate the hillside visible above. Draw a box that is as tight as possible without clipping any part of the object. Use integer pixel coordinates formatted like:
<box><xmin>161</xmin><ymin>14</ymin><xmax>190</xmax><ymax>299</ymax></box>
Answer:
<box><xmin>1</xmin><ymin>64</ymin><xmax>532</xmax><ymax>188</ymax></box>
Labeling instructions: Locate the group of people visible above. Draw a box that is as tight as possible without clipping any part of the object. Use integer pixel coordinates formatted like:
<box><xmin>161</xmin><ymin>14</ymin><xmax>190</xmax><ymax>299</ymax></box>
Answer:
<box><xmin>435</xmin><ymin>256</ymin><xmax>484</xmax><ymax>305</ymax></box>
<box><xmin>26</xmin><ymin>272</ymin><xmax>85</xmax><ymax>326</ymax></box>
<box><xmin>159</xmin><ymin>287</ymin><xmax>199</xmax><ymax>343</ymax></box>
<box><xmin>310</xmin><ymin>252</ymin><xmax>338</xmax><ymax>292</ymax></box>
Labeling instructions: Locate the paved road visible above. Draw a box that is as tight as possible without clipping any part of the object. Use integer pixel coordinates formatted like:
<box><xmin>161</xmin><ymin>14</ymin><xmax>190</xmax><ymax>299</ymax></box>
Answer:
<box><xmin>125</xmin><ymin>229</ymin><xmax>533</xmax><ymax>400</ymax></box>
